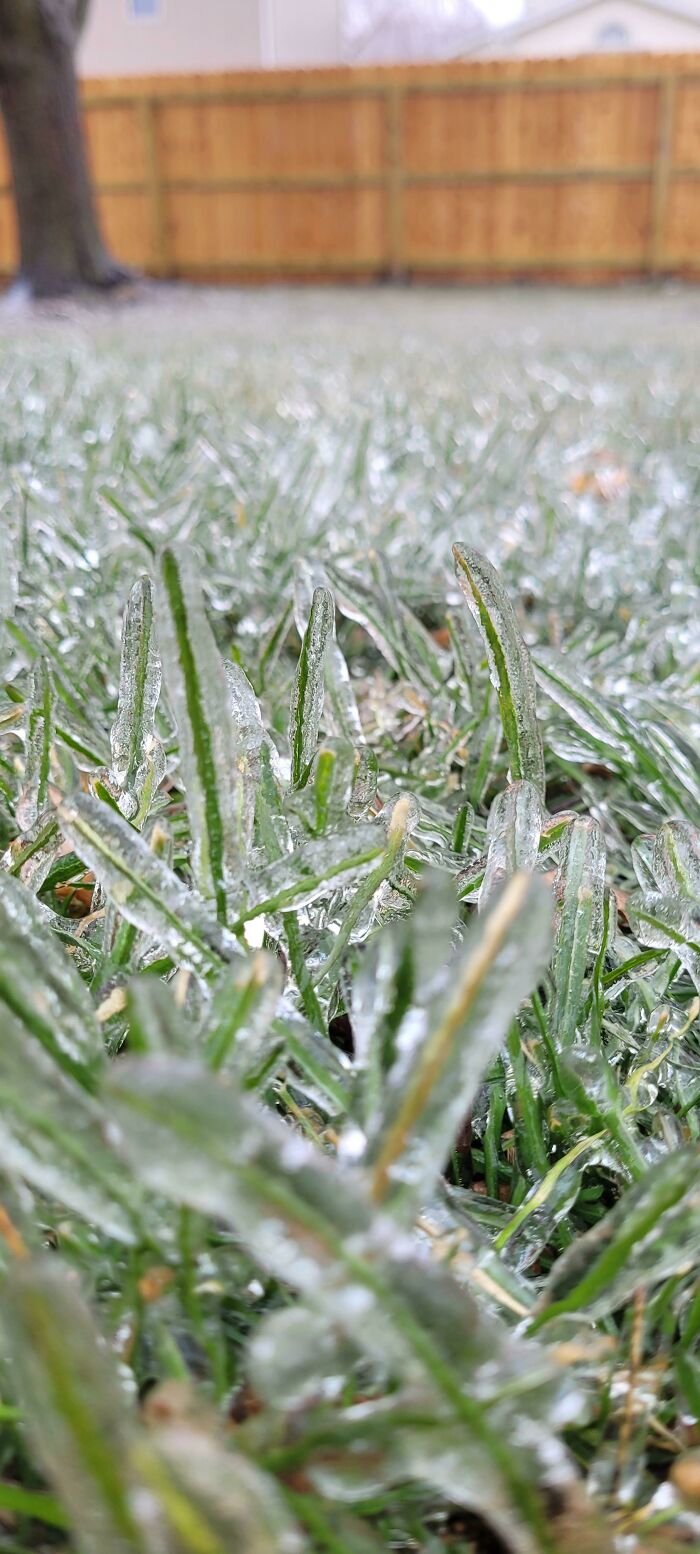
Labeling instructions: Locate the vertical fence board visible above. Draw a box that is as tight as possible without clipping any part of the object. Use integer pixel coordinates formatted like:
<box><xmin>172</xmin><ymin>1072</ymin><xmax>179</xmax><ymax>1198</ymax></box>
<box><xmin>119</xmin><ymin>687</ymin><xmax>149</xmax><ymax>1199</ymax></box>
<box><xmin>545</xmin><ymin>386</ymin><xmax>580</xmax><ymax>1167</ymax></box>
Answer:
<box><xmin>0</xmin><ymin>53</ymin><xmax>699</xmax><ymax>281</ymax></box>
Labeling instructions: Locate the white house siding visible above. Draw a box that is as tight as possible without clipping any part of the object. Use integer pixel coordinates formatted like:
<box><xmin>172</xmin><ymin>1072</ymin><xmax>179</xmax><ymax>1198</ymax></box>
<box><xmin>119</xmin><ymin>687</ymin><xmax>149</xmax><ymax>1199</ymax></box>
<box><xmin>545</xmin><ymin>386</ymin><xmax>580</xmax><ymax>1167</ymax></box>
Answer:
<box><xmin>480</xmin><ymin>0</ymin><xmax>700</xmax><ymax>53</ymax></box>
<box><xmin>266</xmin><ymin>0</ymin><xmax>342</xmax><ymax>65</ymax></box>
<box><xmin>78</xmin><ymin>0</ymin><xmax>342</xmax><ymax>77</ymax></box>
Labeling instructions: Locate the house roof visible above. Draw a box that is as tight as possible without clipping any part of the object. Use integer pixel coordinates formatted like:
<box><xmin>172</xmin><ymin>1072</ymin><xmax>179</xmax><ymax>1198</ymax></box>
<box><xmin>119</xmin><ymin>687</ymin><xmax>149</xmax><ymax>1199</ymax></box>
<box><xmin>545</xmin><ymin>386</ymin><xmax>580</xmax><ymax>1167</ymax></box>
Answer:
<box><xmin>467</xmin><ymin>0</ymin><xmax>700</xmax><ymax>51</ymax></box>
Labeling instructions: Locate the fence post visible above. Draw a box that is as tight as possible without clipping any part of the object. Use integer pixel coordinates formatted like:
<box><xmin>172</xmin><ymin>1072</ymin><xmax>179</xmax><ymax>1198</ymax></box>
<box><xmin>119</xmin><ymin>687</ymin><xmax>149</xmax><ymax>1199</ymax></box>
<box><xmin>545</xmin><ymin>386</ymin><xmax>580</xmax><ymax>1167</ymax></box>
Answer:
<box><xmin>386</xmin><ymin>83</ymin><xmax>404</xmax><ymax>280</ymax></box>
<box><xmin>649</xmin><ymin>75</ymin><xmax>677</xmax><ymax>276</ymax></box>
<box><xmin>139</xmin><ymin>96</ymin><xmax>169</xmax><ymax>277</ymax></box>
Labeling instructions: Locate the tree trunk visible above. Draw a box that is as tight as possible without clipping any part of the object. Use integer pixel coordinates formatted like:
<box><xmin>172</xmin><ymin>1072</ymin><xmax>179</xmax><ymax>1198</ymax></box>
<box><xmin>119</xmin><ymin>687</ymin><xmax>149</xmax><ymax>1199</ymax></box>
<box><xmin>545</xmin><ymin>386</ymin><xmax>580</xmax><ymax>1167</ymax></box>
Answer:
<box><xmin>0</xmin><ymin>0</ymin><xmax>131</xmax><ymax>297</ymax></box>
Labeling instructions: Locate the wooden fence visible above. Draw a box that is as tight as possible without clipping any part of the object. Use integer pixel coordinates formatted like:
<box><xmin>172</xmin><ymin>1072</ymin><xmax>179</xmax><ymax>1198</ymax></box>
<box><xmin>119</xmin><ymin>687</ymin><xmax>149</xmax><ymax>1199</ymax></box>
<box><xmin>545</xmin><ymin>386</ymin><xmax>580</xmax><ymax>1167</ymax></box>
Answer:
<box><xmin>2</xmin><ymin>52</ymin><xmax>700</xmax><ymax>282</ymax></box>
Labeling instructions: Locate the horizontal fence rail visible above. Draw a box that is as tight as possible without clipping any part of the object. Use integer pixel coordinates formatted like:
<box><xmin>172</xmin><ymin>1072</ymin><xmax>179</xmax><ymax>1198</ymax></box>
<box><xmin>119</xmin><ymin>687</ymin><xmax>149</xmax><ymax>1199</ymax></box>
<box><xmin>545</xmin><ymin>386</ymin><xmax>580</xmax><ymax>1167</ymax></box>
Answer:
<box><xmin>1</xmin><ymin>53</ymin><xmax>700</xmax><ymax>282</ymax></box>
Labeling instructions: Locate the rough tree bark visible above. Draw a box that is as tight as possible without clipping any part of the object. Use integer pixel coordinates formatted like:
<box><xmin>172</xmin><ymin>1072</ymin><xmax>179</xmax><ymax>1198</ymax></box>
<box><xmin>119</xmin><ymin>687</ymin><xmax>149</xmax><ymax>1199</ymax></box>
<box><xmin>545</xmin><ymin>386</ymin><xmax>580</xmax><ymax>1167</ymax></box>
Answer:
<box><xmin>0</xmin><ymin>0</ymin><xmax>131</xmax><ymax>297</ymax></box>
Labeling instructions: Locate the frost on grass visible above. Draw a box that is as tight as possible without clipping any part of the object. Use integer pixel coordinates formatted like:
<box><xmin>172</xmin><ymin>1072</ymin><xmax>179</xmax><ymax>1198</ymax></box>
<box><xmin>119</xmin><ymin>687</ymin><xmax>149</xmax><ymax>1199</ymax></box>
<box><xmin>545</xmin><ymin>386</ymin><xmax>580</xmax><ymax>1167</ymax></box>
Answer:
<box><xmin>0</xmin><ymin>297</ymin><xmax>698</xmax><ymax>1554</ymax></box>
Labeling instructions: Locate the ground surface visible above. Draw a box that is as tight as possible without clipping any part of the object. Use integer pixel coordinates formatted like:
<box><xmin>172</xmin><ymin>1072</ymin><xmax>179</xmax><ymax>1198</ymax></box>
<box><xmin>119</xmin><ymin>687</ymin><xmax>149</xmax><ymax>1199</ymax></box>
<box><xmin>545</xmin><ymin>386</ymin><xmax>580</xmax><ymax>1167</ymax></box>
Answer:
<box><xmin>0</xmin><ymin>284</ymin><xmax>699</xmax><ymax>1554</ymax></box>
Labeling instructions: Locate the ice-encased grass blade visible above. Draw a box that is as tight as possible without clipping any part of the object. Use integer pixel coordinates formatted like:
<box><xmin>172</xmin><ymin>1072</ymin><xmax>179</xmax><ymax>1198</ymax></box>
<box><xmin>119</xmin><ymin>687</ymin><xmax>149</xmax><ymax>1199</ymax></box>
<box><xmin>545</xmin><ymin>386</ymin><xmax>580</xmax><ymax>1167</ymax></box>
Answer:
<box><xmin>133</xmin><ymin>1428</ymin><xmax>304</xmax><ymax>1554</ymax></box>
<box><xmin>106</xmin><ymin>1055</ymin><xmax>570</xmax><ymax>1554</ymax></box>
<box><xmin>552</xmin><ymin>817</ymin><xmax>606</xmax><ymax>1047</ymax></box>
<box><xmin>289</xmin><ymin>584</ymin><xmax>334</xmax><ymax>789</ymax></box>
<box><xmin>224</xmin><ymin>658</ymin><xmax>284</xmax><ymax>787</ymax></box>
<box><xmin>370</xmin><ymin>551</ymin><xmax>450</xmax><ymax>694</ymax></box>
<box><xmin>1</xmin><ymin>1258</ymin><xmax>147</xmax><ymax>1554</ymax></box>
<box><xmin>350</xmin><ymin>870</ymin><xmax>474</xmax><ymax>1139</ymax></box>
<box><xmin>348</xmin><ymin>744</ymin><xmax>378</xmax><ymax>818</ymax></box>
<box><xmin>531</xmin><ymin>1145</ymin><xmax>700</xmax><ymax>1328</ymax></box>
<box><xmin>204</xmin><ymin>950</ymin><xmax>284</xmax><ymax>1074</ymax></box>
<box><xmin>314</xmin><ymin>793</ymin><xmax>419</xmax><ymax>988</ymax></box>
<box><xmin>273</xmin><ymin>1012</ymin><xmax>351</xmax><ymax>1114</ymax></box>
<box><xmin>533</xmin><ymin>648</ymin><xmax>628</xmax><ymax>756</ymax></box>
<box><xmin>652</xmin><ymin>820</ymin><xmax>700</xmax><ymax>898</ymax></box>
<box><xmin>229</xmin><ymin>822</ymin><xmax>384</xmax><ymax>932</ymax></box>
<box><xmin>325</xmin><ymin>560</ymin><xmax>418</xmax><ymax>684</ymax></box>
<box><xmin>479</xmin><ymin>779</ymin><xmax>546</xmax><ymax>910</ymax></box>
<box><xmin>309</xmin><ymin>741</ymin><xmax>354</xmax><ymax>834</ymax></box>
<box><xmin>327</xmin><ymin>559</ymin><xmax>449</xmax><ymax>695</ymax></box>
<box><xmin>2</xmin><ymin>811</ymin><xmax>61</xmax><ymax>893</ymax></box>
<box><xmin>458</xmin><ymin>809</ymin><xmax>575</xmax><ymax>904</ymax></box>
<box><xmin>0</xmin><ymin>519</ymin><xmax>16</xmax><ymax>678</ymax></box>
<box><xmin>626</xmin><ymin>891</ymin><xmax>700</xmax><ymax>991</ymax></box>
<box><xmin>0</xmin><ymin>871</ymin><xmax>103</xmax><ymax>1089</ymax></box>
<box><xmin>16</xmin><ymin>657</ymin><xmax>53</xmax><ymax>833</ymax></box>
<box><xmin>0</xmin><ymin>1010</ymin><xmax>137</xmax><ymax>1241</ymax></box>
<box><xmin>157</xmin><ymin>547</ymin><xmax>247</xmax><ymax>919</ymax></box>
<box><xmin>631</xmin><ymin>833</ymin><xmax>658</xmax><ymax>892</ymax></box>
<box><xmin>367</xmin><ymin>873</ymin><xmax>552</xmax><ymax>1214</ymax></box>
<box><xmin>535</xmin><ymin>649</ymin><xmax>700</xmax><ymax>824</ymax></box>
<box><xmin>255</xmin><ymin>743</ymin><xmax>326</xmax><ymax>1035</ymax></box>
<box><xmin>58</xmin><ymin>792</ymin><xmax>242</xmax><ymax>977</ymax></box>
<box><xmin>295</xmin><ymin>561</ymin><xmax>363</xmax><ymax>746</ymax></box>
<box><xmin>453</xmin><ymin>545</ymin><xmax>545</xmax><ymax>798</ymax></box>
<box><xmin>109</xmin><ymin>576</ymin><xmax>163</xmax><ymax>824</ymax></box>
<box><xmin>125</xmin><ymin>975</ymin><xmax>191</xmax><ymax>1055</ymax></box>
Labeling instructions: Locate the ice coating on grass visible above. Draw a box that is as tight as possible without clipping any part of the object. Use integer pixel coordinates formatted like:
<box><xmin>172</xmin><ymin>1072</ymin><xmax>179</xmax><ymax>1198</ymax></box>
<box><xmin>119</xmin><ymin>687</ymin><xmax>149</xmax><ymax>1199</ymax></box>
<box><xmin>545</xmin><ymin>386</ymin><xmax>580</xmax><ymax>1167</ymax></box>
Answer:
<box><xmin>348</xmin><ymin>744</ymin><xmax>378</xmax><ymax>817</ymax></box>
<box><xmin>295</xmin><ymin>560</ymin><xmax>363</xmax><ymax>745</ymax></box>
<box><xmin>536</xmin><ymin>1145</ymin><xmax>700</xmax><ymax>1324</ymax></box>
<box><xmin>627</xmin><ymin>890</ymin><xmax>700</xmax><ymax>992</ymax></box>
<box><xmin>552</xmin><ymin>815</ymin><xmax>606</xmax><ymax>1046</ymax></box>
<box><xmin>157</xmin><ymin>548</ymin><xmax>250</xmax><ymax>904</ymax></box>
<box><xmin>1</xmin><ymin>812</ymin><xmax>61</xmax><ymax>893</ymax></box>
<box><xmin>2</xmin><ymin>1259</ymin><xmax>141</xmax><ymax>1549</ymax></box>
<box><xmin>479</xmin><ymin>779</ymin><xmax>545</xmax><ymax>910</ymax></box>
<box><xmin>453</xmin><ymin>545</ymin><xmax>546</xmax><ymax>799</ymax></box>
<box><xmin>223</xmin><ymin>658</ymin><xmax>284</xmax><ymax>785</ymax></box>
<box><xmin>109</xmin><ymin>576</ymin><xmax>163</xmax><ymax>824</ymax></box>
<box><xmin>248</xmin><ymin>1304</ymin><xmax>352</xmax><ymax>1407</ymax></box>
<box><xmin>365</xmin><ymin>874</ymin><xmax>553</xmax><ymax>1216</ymax></box>
<box><xmin>204</xmin><ymin>949</ymin><xmax>284</xmax><ymax>1074</ymax></box>
<box><xmin>0</xmin><ymin>1015</ymin><xmax>136</xmax><ymax>1241</ymax></box>
<box><xmin>148</xmin><ymin>1427</ymin><xmax>304</xmax><ymax>1554</ymax></box>
<box><xmin>233</xmin><ymin>821</ymin><xmax>383</xmax><ymax>927</ymax></box>
<box><xmin>0</xmin><ymin>870</ymin><xmax>103</xmax><ymax>1081</ymax></box>
<box><xmin>534</xmin><ymin>648</ymin><xmax>629</xmax><ymax>755</ymax></box>
<box><xmin>58</xmin><ymin>791</ymin><xmax>242</xmax><ymax>977</ymax></box>
<box><xmin>652</xmin><ymin>819</ymin><xmax>700</xmax><ymax>899</ymax></box>
<box><xmin>288</xmin><ymin>584</ymin><xmax>334</xmax><ymax>787</ymax></box>
<box><xmin>16</xmin><ymin>658</ymin><xmax>53</xmax><ymax>834</ymax></box>
<box><xmin>0</xmin><ymin>523</ymin><xmax>17</xmax><ymax>678</ymax></box>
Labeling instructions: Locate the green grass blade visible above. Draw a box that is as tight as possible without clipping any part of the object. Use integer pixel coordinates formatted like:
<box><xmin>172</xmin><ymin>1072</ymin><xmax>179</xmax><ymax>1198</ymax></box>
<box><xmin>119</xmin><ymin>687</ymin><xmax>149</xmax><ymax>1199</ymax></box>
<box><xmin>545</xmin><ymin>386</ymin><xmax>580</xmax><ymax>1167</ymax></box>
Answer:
<box><xmin>367</xmin><ymin>873</ymin><xmax>552</xmax><ymax>1214</ymax></box>
<box><xmin>626</xmin><ymin>891</ymin><xmax>700</xmax><ymax>991</ymax></box>
<box><xmin>0</xmin><ymin>871</ymin><xmax>103</xmax><ymax>1089</ymax></box>
<box><xmin>158</xmin><ymin>547</ymin><xmax>247</xmax><ymax>919</ymax></box>
<box><xmin>479</xmin><ymin>779</ymin><xmax>546</xmax><ymax>909</ymax></box>
<box><xmin>108</xmin><ymin>1056</ymin><xmax>570</xmax><ymax>1553</ymax></box>
<box><xmin>109</xmin><ymin>576</ymin><xmax>163</xmax><ymax>824</ymax></box>
<box><xmin>204</xmin><ymin>950</ymin><xmax>283</xmax><ymax>1074</ymax></box>
<box><xmin>230</xmin><ymin>823</ymin><xmax>384</xmax><ymax>931</ymax></box>
<box><xmin>1</xmin><ymin>1258</ymin><xmax>146</xmax><ymax>1554</ymax></box>
<box><xmin>0</xmin><ymin>1009</ymin><xmax>139</xmax><ymax>1242</ymax></box>
<box><xmin>531</xmin><ymin>1146</ymin><xmax>700</xmax><ymax>1327</ymax></box>
<box><xmin>58</xmin><ymin>792</ymin><xmax>241</xmax><ymax>977</ymax></box>
<box><xmin>295</xmin><ymin>562</ymin><xmax>363</xmax><ymax>746</ymax></box>
<box><xmin>652</xmin><ymin>820</ymin><xmax>700</xmax><ymax>897</ymax></box>
<box><xmin>289</xmin><ymin>584</ymin><xmax>334</xmax><ymax>789</ymax></box>
<box><xmin>551</xmin><ymin>816</ymin><xmax>606</xmax><ymax>1047</ymax></box>
<box><xmin>453</xmin><ymin>546</ymin><xmax>545</xmax><ymax>798</ymax></box>
<box><xmin>16</xmin><ymin>657</ymin><xmax>53</xmax><ymax>833</ymax></box>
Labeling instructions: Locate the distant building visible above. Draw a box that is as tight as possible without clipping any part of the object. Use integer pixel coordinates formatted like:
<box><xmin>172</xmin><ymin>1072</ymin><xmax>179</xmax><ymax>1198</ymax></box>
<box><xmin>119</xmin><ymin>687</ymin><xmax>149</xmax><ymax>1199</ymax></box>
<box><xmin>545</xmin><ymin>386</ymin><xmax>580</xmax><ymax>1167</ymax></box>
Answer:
<box><xmin>343</xmin><ymin>0</ymin><xmax>486</xmax><ymax>62</ymax></box>
<box><xmin>78</xmin><ymin>0</ymin><xmax>343</xmax><ymax>77</ymax></box>
<box><xmin>468</xmin><ymin>0</ymin><xmax>700</xmax><ymax>55</ymax></box>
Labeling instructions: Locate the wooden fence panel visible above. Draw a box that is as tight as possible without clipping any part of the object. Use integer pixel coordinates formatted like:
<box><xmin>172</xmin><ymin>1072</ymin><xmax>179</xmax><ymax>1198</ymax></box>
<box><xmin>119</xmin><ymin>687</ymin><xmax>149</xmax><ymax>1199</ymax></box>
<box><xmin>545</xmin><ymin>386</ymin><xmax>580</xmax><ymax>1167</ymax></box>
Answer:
<box><xmin>1</xmin><ymin>53</ymin><xmax>700</xmax><ymax>283</ymax></box>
